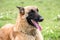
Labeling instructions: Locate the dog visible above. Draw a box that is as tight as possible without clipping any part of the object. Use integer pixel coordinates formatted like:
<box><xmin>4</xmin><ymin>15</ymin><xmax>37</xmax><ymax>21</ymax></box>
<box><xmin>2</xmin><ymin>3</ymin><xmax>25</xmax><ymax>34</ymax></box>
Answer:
<box><xmin>0</xmin><ymin>6</ymin><xmax>44</xmax><ymax>40</ymax></box>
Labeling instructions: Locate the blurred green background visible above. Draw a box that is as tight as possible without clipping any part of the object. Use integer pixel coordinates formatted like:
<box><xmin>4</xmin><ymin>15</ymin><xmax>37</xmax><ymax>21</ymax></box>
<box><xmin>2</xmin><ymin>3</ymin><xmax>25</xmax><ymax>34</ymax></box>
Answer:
<box><xmin>0</xmin><ymin>0</ymin><xmax>60</xmax><ymax>40</ymax></box>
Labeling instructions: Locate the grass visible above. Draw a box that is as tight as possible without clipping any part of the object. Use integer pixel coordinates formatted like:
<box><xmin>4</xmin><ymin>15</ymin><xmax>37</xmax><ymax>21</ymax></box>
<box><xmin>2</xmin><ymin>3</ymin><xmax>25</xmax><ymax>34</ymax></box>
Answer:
<box><xmin>0</xmin><ymin>0</ymin><xmax>60</xmax><ymax>40</ymax></box>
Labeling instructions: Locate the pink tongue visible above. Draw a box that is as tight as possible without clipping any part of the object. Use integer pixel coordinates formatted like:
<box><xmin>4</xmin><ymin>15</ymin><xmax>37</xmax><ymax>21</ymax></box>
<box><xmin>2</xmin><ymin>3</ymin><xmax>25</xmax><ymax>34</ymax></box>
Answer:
<box><xmin>31</xmin><ymin>20</ymin><xmax>42</xmax><ymax>30</ymax></box>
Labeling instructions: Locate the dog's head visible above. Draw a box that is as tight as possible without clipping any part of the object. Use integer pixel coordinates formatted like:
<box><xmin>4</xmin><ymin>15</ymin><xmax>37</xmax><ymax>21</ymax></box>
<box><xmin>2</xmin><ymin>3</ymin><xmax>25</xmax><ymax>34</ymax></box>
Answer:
<box><xmin>17</xmin><ymin>6</ymin><xmax>44</xmax><ymax>30</ymax></box>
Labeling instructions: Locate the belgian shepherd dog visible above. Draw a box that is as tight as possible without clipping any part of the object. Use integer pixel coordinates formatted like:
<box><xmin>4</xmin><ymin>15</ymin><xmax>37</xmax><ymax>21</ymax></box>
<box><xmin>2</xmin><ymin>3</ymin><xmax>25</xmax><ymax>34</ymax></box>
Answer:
<box><xmin>0</xmin><ymin>6</ymin><xmax>44</xmax><ymax>40</ymax></box>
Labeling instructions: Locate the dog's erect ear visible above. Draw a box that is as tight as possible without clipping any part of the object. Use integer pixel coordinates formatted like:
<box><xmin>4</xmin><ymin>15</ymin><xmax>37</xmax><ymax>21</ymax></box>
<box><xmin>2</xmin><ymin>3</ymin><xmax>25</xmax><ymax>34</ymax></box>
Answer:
<box><xmin>17</xmin><ymin>6</ymin><xmax>25</xmax><ymax>15</ymax></box>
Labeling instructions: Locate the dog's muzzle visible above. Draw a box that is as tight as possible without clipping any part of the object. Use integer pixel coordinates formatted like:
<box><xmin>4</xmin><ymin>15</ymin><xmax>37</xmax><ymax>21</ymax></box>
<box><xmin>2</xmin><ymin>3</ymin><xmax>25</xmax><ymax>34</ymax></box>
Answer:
<box><xmin>34</xmin><ymin>15</ymin><xmax>44</xmax><ymax>22</ymax></box>
<box><xmin>31</xmin><ymin>15</ymin><xmax>44</xmax><ymax>30</ymax></box>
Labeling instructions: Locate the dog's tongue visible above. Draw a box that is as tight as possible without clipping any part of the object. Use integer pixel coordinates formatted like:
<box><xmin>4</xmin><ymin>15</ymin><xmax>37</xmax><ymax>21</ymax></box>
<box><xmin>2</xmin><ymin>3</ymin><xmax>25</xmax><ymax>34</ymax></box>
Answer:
<box><xmin>31</xmin><ymin>20</ymin><xmax>42</xmax><ymax>30</ymax></box>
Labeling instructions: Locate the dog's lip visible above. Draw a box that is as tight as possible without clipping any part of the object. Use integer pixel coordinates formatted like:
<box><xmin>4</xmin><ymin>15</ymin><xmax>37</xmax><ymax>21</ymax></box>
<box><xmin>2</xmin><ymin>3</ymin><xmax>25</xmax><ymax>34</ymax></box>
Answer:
<box><xmin>31</xmin><ymin>19</ymin><xmax>42</xmax><ymax>30</ymax></box>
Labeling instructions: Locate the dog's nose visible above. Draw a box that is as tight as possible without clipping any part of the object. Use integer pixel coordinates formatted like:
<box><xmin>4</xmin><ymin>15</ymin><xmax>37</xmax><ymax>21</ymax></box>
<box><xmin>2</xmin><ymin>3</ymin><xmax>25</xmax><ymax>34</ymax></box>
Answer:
<box><xmin>39</xmin><ymin>17</ymin><xmax>44</xmax><ymax>22</ymax></box>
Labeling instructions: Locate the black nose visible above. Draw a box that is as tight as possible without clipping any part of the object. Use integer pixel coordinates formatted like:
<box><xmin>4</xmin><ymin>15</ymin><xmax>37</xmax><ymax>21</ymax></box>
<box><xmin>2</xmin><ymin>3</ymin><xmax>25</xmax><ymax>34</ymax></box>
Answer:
<box><xmin>39</xmin><ymin>17</ymin><xmax>44</xmax><ymax>22</ymax></box>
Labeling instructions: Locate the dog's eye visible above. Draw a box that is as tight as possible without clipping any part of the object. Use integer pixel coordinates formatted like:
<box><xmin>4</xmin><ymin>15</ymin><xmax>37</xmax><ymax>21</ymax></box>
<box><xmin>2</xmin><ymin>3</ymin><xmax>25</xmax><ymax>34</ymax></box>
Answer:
<box><xmin>28</xmin><ymin>10</ymin><xmax>35</xmax><ymax>16</ymax></box>
<box><xmin>28</xmin><ymin>10</ymin><xmax>35</xmax><ymax>14</ymax></box>
<box><xmin>36</xmin><ymin>9</ymin><xmax>39</xmax><ymax>12</ymax></box>
<box><xmin>30</xmin><ymin>10</ymin><xmax>35</xmax><ymax>13</ymax></box>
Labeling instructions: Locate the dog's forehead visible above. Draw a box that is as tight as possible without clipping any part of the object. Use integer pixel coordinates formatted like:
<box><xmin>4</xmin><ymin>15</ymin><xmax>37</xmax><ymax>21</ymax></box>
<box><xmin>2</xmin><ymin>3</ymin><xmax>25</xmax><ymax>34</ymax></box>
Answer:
<box><xmin>24</xmin><ymin>6</ymin><xmax>38</xmax><ymax>11</ymax></box>
<box><xmin>24</xmin><ymin>6</ymin><xmax>37</xmax><ymax>9</ymax></box>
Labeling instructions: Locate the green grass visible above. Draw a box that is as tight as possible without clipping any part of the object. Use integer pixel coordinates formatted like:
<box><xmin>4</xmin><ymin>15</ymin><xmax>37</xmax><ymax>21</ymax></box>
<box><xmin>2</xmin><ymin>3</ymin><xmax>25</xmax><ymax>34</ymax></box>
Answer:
<box><xmin>0</xmin><ymin>0</ymin><xmax>60</xmax><ymax>40</ymax></box>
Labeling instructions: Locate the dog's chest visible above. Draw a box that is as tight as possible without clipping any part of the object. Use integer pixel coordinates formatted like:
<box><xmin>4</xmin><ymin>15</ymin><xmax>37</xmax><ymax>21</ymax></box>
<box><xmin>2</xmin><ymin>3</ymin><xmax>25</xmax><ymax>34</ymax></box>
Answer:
<box><xmin>24</xmin><ymin>34</ymin><xmax>35</xmax><ymax>40</ymax></box>
<box><xmin>13</xmin><ymin>31</ymin><xmax>36</xmax><ymax>40</ymax></box>
<box><xmin>16</xmin><ymin>34</ymin><xmax>36</xmax><ymax>40</ymax></box>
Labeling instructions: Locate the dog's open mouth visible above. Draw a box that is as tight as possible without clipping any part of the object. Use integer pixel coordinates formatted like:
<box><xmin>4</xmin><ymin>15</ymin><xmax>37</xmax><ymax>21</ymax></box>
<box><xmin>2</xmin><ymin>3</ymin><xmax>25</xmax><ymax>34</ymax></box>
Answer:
<box><xmin>31</xmin><ymin>19</ymin><xmax>42</xmax><ymax>30</ymax></box>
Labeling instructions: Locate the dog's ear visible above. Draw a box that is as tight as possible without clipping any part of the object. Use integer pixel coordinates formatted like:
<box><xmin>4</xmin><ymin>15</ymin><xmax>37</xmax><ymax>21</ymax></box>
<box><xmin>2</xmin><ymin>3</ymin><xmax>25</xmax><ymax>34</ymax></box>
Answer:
<box><xmin>17</xmin><ymin>6</ymin><xmax>25</xmax><ymax>15</ymax></box>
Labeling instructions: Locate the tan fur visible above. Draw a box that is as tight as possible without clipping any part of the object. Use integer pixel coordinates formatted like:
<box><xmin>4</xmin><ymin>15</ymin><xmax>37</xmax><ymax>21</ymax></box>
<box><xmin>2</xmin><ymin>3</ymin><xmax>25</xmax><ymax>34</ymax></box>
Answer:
<box><xmin>0</xmin><ymin>6</ymin><xmax>43</xmax><ymax>40</ymax></box>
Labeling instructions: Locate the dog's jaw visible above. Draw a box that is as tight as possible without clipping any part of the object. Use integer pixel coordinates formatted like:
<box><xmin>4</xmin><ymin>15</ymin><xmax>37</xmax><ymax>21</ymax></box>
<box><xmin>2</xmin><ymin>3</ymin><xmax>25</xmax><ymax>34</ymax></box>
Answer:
<box><xmin>26</xmin><ymin>16</ymin><xmax>42</xmax><ymax>30</ymax></box>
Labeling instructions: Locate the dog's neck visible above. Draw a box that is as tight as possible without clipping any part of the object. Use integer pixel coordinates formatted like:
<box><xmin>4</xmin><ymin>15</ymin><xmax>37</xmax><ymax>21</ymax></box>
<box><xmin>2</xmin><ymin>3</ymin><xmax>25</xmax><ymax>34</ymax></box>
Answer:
<box><xmin>14</xmin><ymin>14</ymin><xmax>36</xmax><ymax>36</ymax></box>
